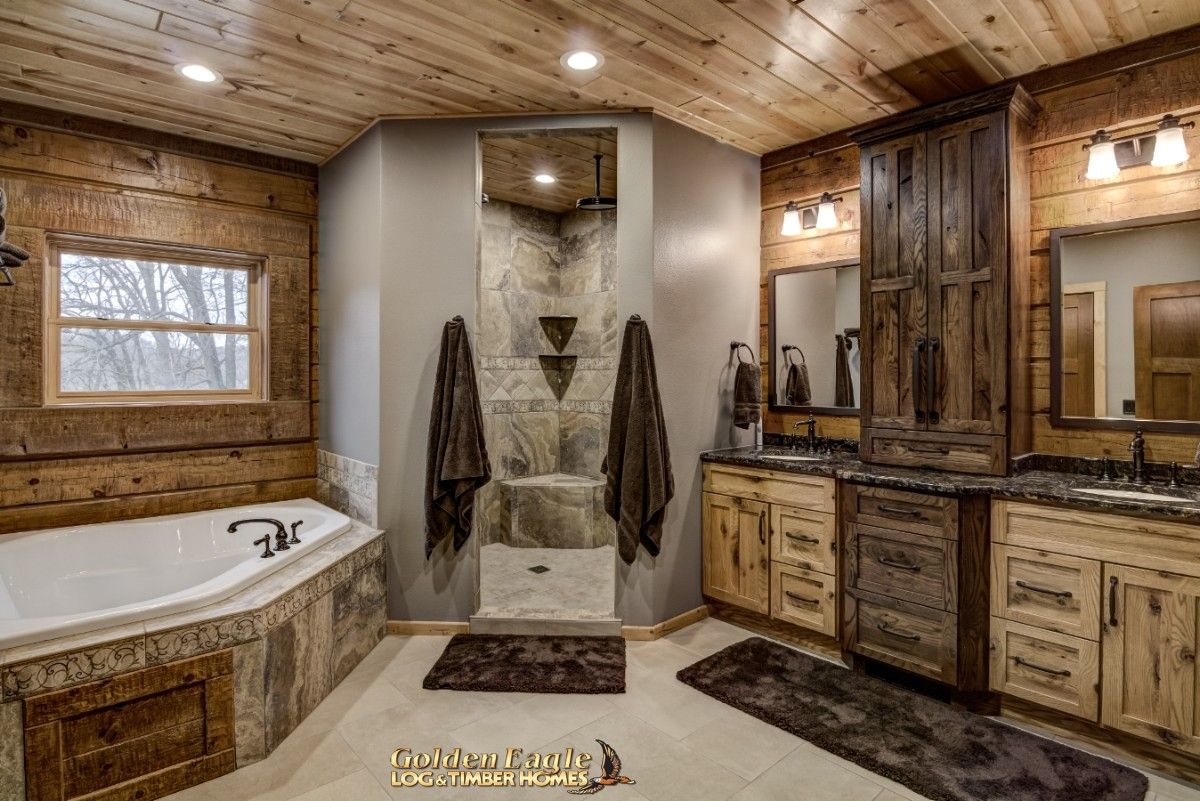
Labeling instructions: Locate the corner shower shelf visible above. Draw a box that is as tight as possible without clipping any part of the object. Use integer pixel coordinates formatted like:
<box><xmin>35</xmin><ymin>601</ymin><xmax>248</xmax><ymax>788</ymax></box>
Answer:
<box><xmin>538</xmin><ymin>354</ymin><xmax>577</xmax><ymax>401</ymax></box>
<box><xmin>538</xmin><ymin>316</ymin><xmax>577</xmax><ymax>354</ymax></box>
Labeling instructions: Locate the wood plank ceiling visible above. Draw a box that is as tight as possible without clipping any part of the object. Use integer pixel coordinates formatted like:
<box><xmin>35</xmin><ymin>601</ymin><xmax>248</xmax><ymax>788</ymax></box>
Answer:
<box><xmin>1</xmin><ymin>1</ymin><xmax>1198</xmax><ymax>163</ymax></box>
<box><xmin>482</xmin><ymin>130</ymin><xmax>617</xmax><ymax>213</ymax></box>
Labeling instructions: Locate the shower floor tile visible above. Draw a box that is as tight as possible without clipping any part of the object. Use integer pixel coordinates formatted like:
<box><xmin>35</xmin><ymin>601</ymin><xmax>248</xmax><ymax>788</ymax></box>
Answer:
<box><xmin>478</xmin><ymin>543</ymin><xmax>615</xmax><ymax>618</ymax></box>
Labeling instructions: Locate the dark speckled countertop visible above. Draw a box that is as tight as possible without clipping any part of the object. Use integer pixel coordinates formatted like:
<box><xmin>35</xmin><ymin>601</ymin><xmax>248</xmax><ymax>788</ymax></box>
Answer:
<box><xmin>701</xmin><ymin>446</ymin><xmax>1200</xmax><ymax>523</ymax></box>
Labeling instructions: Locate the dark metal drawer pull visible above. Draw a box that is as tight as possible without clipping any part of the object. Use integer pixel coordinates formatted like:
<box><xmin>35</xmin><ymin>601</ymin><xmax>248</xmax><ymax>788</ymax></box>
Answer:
<box><xmin>1015</xmin><ymin>580</ymin><xmax>1073</xmax><ymax>599</ymax></box>
<box><xmin>876</xmin><ymin>503</ymin><xmax>922</xmax><ymax>517</ymax></box>
<box><xmin>785</xmin><ymin>531</ymin><xmax>820</xmax><ymax>544</ymax></box>
<box><xmin>912</xmin><ymin>337</ymin><xmax>926</xmax><ymax>423</ymax></box>
<box><xmin>876</xmin><ymin>622</ymin><xmax>921</xmax><ymax>641</ymax></box>
<box><xmin>1109</xmin><ymin>575</ymin><xmax>1119</xmax><ymax>627</ymax></box>
<box><xmin>906</xmin><ymin>443</ymin><xmax>950</xmax><ymax>455</ymax></box>
<box><xmin>877</xmin><ymin>556</ymin><xmax>921</xmax><ymax>571</ymax></box>
<box><xmin>785</xmin><ymin>591</ymin><xmax>820</xmax><ymax>607</ymax></box>
<box><xmin>1013</xmin><ymin>656</ymin><xmax>1071</xmax><ymax>677</ymax></box>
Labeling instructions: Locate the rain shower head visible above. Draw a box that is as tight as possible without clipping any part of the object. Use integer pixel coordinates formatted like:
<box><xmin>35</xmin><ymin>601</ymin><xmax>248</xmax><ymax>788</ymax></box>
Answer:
<box><xmin>576</xmin><ymin>153</ymin><xmax>616</xmax><ymax>211</ymax></box>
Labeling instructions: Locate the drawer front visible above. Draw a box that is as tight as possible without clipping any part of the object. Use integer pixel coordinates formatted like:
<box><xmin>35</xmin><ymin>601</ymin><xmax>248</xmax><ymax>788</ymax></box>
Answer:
<box><xmin>990</xmin><ymin>618</ymin><xmax>1099</xmax><ymax>721</ymax></box>
<box><xmin>846</xmin><ymin>484</ymin><xmax>957</xmax><ymax>539</ymax></box>
<box><xmin>703</xmin><ymin>464</ymin><xmax>835</xmax><ymax>513</ymax></box>
<box><xmin>991</xmin><ymin>545</ymin><xmax>1101</xmax><ymax>640</ymax></box>
<box><xmin>772</xmin><ymin>504</ymin><xmax>836</xmax><ymax>573</ymax></box>
<box><xmin>772</xmin><ymin>563</ymin><xmax>836</xmax><ymax>636</ymax></box>
<box><xmin>863</xmin><ymin>427</ymin><xmax>1005</xmax><ymax>476</ymax></box>
<box><xmin>846</xmin><ymin>589</ymin><xmax>957</xmax><ymax>683</ymax></box>
<box><xmin>847</xmin><ymin>523</ymin><xmax>957</xmax><ymax>612</ymax></box>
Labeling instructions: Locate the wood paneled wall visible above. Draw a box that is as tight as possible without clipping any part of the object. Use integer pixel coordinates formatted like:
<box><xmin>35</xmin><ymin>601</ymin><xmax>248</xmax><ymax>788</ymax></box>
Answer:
<box><xmin>0</xmin><ymin>117</ymin><xmax>319</xmax><ymax>534</ymax></box>
<box><xmin>761</xmin><ymin>47</ymin><xmax>1200</xmax><ymax>463</ymax></box>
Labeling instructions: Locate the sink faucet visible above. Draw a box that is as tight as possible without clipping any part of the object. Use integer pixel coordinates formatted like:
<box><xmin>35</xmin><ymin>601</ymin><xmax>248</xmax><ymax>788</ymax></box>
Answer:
<box><xmin>228</xmin><ymin>518</ymin><xmax>290</xmax><ymax>553</ymax></box>
<box><xmin>792</xmin><ymin>414</ymin><xmax>817</xmax><ymax>453</ymax></box>
<box><xmin>1129</xmin><ymin>427</ymin><xmax>1147</xmax><ymax>485</ymax></box>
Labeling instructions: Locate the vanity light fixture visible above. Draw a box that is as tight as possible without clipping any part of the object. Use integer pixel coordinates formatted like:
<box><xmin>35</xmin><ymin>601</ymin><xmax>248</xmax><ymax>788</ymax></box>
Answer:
<box><xmin>561</xmin><ymin>50</ymin><xmax>603</xmax><ymax>71</ymax></box>
<box><xmin>1084</xmin><ymin>114</ymin><xmax>1194</xmax><ymax>179</ymax></box>
<box><xmin>1152</xmin><ymin>114</ymin><xmax>1193</xmax><ymax>167</ymax></box>
<box><xmin>779</xmin><ymin>193</ymin><xmax>843</xmax><ymax>236</ymax></box>
<box><xmin>1084</xmin><ymin>130</ymin><xmax>1119</xmax><ymax>180</ymax></box>
<box><xmin>174</xmin><ymin>63</ymin><xmax>221</xmax><ymax>83</ymax></box>
<box><xmin>534</xmin><ymin>173</ymin><xmax>557</xmax><ymax>184</ymax></box>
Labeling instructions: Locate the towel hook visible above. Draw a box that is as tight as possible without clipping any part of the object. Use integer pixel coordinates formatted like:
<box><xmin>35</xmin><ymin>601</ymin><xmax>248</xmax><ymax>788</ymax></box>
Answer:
<box><xmin>730</xmin><ymin>341</ymin><xmax>756</xmax><ymax>364</ymax></box>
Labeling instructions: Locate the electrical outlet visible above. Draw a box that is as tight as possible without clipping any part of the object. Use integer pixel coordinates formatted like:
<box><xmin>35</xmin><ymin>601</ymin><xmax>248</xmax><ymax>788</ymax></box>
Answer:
<box><xmin>1123</xmin><ymin>399</ymin><xmax>1136</xmax><ymax>415</ymax></box>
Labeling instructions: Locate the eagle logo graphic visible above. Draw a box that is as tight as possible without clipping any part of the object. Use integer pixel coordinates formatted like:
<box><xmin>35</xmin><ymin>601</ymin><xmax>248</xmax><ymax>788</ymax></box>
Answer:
<box><xmin>568</xmin><ymin>740</ymin><xmax>636</xmax><ymax>795</ymax></box>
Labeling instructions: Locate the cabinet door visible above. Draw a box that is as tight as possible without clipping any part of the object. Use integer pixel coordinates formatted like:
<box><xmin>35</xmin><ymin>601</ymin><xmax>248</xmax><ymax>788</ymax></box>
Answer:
<box><xmin>859</xmin><ymin>133</ymin><xmax>928</xmax><ymax>432</ymax></box>
<box><xmin>702</xmin><ymin>493</ymin><xmax>770</xmax><ymax>613</ymax></box>
<box><xmin>924</xmin><ymin>111</ymin><xmax>1008</xmax><ymax>436</ymax></box>
<box><xmin>1102</xmin><ymin>564</ymin><xmax>1200</xmax><ymax>754</ymax></box>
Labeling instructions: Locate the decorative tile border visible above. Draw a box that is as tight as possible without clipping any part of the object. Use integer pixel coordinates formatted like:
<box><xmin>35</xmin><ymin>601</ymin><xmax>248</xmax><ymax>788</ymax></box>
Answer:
<box><xmin>2</xmin><ymin>637</ymin><xmax>145</xmax><ymax>701</ymax></box>
<box><xmin>482</xmin><ymin>399</ymin><xmax>612</xmax><ymax>415</ymax></box>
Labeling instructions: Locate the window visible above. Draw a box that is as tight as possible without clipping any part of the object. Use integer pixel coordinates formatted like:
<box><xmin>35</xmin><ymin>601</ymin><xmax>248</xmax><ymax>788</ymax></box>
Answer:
<box><xmin>46</xmin><ymin>236</ymin><xmax>265</xmax><ymax>404</ymax></box>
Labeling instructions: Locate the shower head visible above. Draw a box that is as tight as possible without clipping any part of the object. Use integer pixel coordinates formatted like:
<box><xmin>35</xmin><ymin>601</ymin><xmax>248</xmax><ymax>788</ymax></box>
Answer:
<box><xmin>576</xmin><ymin>153</ymin><xmax>616</xmax><ymax>211</ymax></box>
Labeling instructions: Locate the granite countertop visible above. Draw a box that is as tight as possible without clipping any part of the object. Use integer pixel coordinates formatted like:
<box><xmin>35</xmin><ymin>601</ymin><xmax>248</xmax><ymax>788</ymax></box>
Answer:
<box><xmin>701</xmin><ymin>446</ymin><xmax>1200</xmax><ymax>523</ymax></box>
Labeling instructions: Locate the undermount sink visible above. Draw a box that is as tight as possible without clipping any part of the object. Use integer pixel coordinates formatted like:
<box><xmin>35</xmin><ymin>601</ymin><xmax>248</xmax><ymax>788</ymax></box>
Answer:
<box><xmin>756</xmin><ymin>453</ymin><xmax>822</xmax><ymax>462</ymax></box>
<box><xmin>1071</xmin><ymin>487</ymin><xmax>1197</xmax><ymax>504</ymax></box>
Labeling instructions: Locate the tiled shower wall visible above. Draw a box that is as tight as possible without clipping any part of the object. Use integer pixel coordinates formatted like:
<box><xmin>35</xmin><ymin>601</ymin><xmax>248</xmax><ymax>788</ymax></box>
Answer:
<box><xmin>476</xmin><ymin>199</ymin><xmax>617</xmax><ymax>546</ymax></box>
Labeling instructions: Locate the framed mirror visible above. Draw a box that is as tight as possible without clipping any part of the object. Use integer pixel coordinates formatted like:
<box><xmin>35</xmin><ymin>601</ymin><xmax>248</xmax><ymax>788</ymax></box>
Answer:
<box><xmin>1050</xmin><ymin>210</ymin><xmax>1200</xmax><ymax>433</ymax></box>
<box><xmin>767</xmin><ymin>259</ymin><xmax>861</xmax><ymax>415</ymax></box>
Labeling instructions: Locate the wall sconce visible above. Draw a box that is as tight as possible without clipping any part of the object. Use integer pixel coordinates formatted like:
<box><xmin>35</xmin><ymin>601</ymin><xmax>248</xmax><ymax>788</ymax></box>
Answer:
<box><xmin>779</xmin><ymin>192</ymin><xmax>843</xmax><ymax>236</ymax></box>
<box><xmin>1084</xmin><ymin>114</ymin><xmax>1194</xmax><ymax>180</ymax></box>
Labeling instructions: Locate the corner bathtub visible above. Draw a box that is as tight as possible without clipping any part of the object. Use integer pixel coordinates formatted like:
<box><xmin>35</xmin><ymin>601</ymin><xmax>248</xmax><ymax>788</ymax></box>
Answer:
<box><xmin>0</xmin><ymin>498</ymin><xmax>351</xmax><ymax>650</ymax></box>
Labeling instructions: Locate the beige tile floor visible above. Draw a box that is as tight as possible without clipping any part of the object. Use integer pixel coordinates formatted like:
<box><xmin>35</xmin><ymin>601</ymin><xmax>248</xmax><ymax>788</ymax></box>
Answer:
<box><xmin>165</xmin><ymin>618</ymin><xmax>1198</xmax><ymax>801</ymax></box>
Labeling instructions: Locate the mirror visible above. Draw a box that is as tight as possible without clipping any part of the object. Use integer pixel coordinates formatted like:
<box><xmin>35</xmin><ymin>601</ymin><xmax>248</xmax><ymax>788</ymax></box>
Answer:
<box><xmin>767</xmin><ymin>259</ymin><xmax>861</xmax><ymax>414</ymax></box>
<box><xmin>1051</xmin><ymin>211</ymin><xmax>1200</xmax><ymax>432</ymax></box>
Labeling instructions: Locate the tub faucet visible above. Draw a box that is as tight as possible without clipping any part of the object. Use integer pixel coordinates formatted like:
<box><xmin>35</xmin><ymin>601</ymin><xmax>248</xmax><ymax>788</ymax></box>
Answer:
<box><xmin>1129</xmin><ymin>428</ymin><xmax>1147</xmax><ymax>485</ymax></box>
<box><xmin>228</xmin><ymin>518</ymin><xmax>290</xmax><ymax>552</ymax></box>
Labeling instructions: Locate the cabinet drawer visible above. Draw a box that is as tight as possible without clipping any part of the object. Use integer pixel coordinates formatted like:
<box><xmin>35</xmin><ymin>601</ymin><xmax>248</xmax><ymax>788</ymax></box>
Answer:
<box><xmin>863</xmin><ymin>428</ymin><xmax>1005</xmax><ymax>476</ymax></box>
<box><xmin>845</xmin><ymin>484</ymin><xmax>958</xmax><ymax>539</ymax></box>
<box><xmin>991</xmin><ymin>545</ymin><xmax>1101</xmax><ymax>640</ymax></box>
<box><xmin>847</xmin><ymin>523</ymin><xmax>957</xmax><ymax>611</ymax></box>
<box><xmin>703</xmin><ymin>464</ymin><xmax>835</xmax><ymax>513</ymax></box>
<box><xmin>990</xmin><ymin>618</ymin><xmax>1099</xmax><ymax>721</ymax></box>
<box><xmin>846</xmin><ymin>589</ymin><xmax>957</xmax><ymax>683</ymax></box>
<box><xmin>772</xmin><ymin>563</ymin><xmax>836</xmax><ymax>637</ymax></box>
<box><xmin>771</xmin><ymin>504</ymin><xmax>836</xmax><ymax>573</ymax></box>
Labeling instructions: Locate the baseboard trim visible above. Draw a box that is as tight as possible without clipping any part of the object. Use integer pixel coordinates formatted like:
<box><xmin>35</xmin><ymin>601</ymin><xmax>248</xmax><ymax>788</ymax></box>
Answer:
<box><xmin>621</xmin><ymin>605</ymin><xmax>709</xmax><ymax>641</ymax></box>
<box><xmin>386</xmin><ymin>620</ymin><xmax>470</xmax><ymax>636</ymax></box>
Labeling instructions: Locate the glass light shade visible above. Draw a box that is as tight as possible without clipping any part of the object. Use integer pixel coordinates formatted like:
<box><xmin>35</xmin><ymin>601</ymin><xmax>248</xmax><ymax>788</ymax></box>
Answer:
<box><xmin>1152</xmin><ymin>124</ymin><xmax>1189</xmax><ymax>167</ymax></box>
<box><xmin>780</xmin><ymin>204</ymin><xmax>802</xmax><ymax>236</ymax></box>
<box><xmin>815</xmin><ymin>197</ymin><xmax>838</xmax><ymax>229</ymax></box>
<box><xmin>1085</xmin><ymin>140</ymin><xmax>1119</xmax><ymax>180</ymax></box>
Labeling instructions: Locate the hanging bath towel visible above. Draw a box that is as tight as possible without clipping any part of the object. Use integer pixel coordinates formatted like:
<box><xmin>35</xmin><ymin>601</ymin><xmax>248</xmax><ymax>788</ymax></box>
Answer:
<box><xmin>424</xmin><ymin>316</ymin><xmax>491</xmax><ymax>558</ymax></box>
<box><xmin>785</xmin><ymin>349</ymin><xmax>812</xmax><ymax>406</ymax></box>
<box><xmin>603</xmin><ymin>316</ymin><xmax>674</xmax><ymax>565</ymax></box>
<box><xmin>733</xmin><ymin>346</ymin><xmax>761</xmax><ymax>429</ymax></box>
<box><xmin>835</xmin><ymin>334</ymin><xmax>855</xmax><ymax>408</ymax></box>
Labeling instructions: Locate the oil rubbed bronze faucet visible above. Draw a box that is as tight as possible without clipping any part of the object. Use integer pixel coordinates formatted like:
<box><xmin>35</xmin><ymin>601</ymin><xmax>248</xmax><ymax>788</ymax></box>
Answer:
<box><xmin>792</xmin><ymin>413</ymin><xmax>817</xmax><ymax>453</ymax></box>
<box><xmin>1129</xmin><ymin>428</ymin><xmax>1147</xmax><ymax>485</ymax></box>
<box><xmin>227</xmin><ymin>518</ymin><xmax>289</xmax><ymax>557</ymax></box>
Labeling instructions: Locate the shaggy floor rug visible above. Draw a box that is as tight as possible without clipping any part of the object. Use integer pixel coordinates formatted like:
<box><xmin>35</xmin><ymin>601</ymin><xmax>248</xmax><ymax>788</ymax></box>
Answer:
<box><xmin>677</xmin><ymin>637</ymin><xmax>1147</xmax><ymax>801</ymax></box>
<box><xmin>422</xmin><ymin>634</ymin><xmax>625</xmax><ymax>693</ymax></box>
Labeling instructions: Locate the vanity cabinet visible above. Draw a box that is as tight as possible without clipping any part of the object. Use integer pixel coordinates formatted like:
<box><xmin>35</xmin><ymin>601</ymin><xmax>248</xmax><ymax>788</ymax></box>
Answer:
<box><xmin>852</xmin><ymin>85</ymin><xmax>1037</xmax><ymax>476</ymax></box>
<box><xmin>701</xmin><ymin>464</ymin><xmax>837</xmax><ymax>635</ymax></box>
<box><xmin>992</xmin><ymin>500</ymin><xmax>1200</xmax><ymax>754</ymax></box>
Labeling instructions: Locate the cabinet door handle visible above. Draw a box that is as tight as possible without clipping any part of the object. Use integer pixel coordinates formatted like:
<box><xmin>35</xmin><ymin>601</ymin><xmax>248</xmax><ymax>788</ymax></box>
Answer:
<box><xmin>785</xmin><ymin>531</ymin><xmax>821</xmax><ymax>544</ymax></box>
<box><xmin>1109</xmin><ymin>575</ymin><xmax>1119</xmax><ymax>627</ymax></box>
<box><xmin>878</xmin><ymin>556</ymin><xmax>921</xmax><ymax>572</ymax></box>
<box><xmin>1013</xmin><ymin>656</ymin><xmax>1071</xmax><ymax>677</ymax></box>
<box><xmin>876</xmin><ymin>503</ymin><xmax>921</xmax><ymax>517</ymax></box>
<box><xmin>759</xmin><ymin>511</ymin><xmax>766</xmax><ymax>546</ymax></box>
<box><xmin>785</xmin><ymin>591</ymin><xmax>820</xmax><ymax>607</ymax></box>
<box><xmin>906</xmin><ymin>443</ymin><xmax>950</xmax><ymax>455</ymax></box>
<box><xmin>1015</xmin><ymin>580</ymin><xmax>1073</xmax><ymax>599</ymax></box>
<box><xmin>876</xmin><ymin>622</ymin><xmax>921</xmax><ymax>642</ymax></box>
<box><xmin>926</xmin><ymin>336</ymin><xmax>940</xmax><ymax>424</ymax></box>
<box><xmin>912</xmin><ymin>336</ymin><xmax>926</xmax><ymax>423</ymax></box>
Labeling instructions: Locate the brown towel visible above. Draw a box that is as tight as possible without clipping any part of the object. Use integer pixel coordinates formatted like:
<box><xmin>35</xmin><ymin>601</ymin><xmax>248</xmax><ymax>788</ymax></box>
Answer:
<box><xmin>603</xmin><ymin>317</ymin><xmax>674</xmax><ymax>565</ymax></box>
<box><xmin>835</xmin><ymin>335</ymin><xmax>855</xmax><ymax>407</ymax></box>
<box><xmin>733</xmin><ymin>360</ymin><xmax>761</xmax><ymax>429</ymax></box>
<box><xmin>785</xmin><ymin>350</ymin><xmax>811</xmax><ymax>406</ymax></box>
<box><xmin>424</xmin><ymin>316</ymin><xmax>491</xmax><ymax>558</ymax></box>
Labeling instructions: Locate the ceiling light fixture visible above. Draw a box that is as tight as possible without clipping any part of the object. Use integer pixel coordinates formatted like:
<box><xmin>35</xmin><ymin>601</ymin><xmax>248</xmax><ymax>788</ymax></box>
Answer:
<box><xmin>534</xmin><ymin>173</ymin><xmax>557</xmax><ymax>184</ymax></box>
<box><xmin>561</xmin><ymin>50</ymin><xmax>603</xmax><ymax>71</ymax></box>
<box><xmin>1152</xmin><ymin>114</ymin><xmax>1192</xmax><ymax>167</ymax></box>
<box><xmin>175</xmin><ymin>63</ymin><xmax>221</xmax><ymax>83</ymax></box>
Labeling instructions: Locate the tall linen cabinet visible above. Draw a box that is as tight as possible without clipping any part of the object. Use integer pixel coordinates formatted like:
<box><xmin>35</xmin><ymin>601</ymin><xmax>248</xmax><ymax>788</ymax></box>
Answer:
<box><xmin>852</xmin><ymin>85</ymin><xmax>1038</xmax><ymax>476</ymax></box>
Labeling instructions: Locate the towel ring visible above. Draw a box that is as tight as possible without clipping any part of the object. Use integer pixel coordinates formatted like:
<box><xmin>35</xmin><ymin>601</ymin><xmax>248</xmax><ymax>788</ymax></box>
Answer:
<box><xmin>730</xmin><ymin>341</ymin><xmax>756</xmax><ymax>364</ymax></box>
<box><xmin>781</xmin><ymin>344</ymin><xmax>806</xmax><ymax>365</ymax></box>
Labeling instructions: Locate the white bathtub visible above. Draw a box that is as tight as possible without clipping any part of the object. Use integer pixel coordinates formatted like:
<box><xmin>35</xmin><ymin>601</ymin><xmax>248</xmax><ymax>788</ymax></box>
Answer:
<box><xmin>0</xmin><ymin>498</ymin><xmax>351</xmax><ymax>650</ymax></box>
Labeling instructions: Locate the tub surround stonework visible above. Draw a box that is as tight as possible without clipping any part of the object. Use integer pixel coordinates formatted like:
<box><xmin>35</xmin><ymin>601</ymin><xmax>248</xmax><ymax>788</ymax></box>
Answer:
<box><xmin>0</xmin><ymin>520</ymin><xmax>385</xmax><ymax>801</ymax></box>
<box><xmin>317</xmin><ymin>450</ymin><xmax>378</xmax><ymax>527</ymax></box>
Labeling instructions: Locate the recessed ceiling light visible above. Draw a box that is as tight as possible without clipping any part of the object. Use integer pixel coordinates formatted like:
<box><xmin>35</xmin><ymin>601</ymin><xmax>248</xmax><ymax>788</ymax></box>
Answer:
<box><xmin>534</xmin><ymin>173</ymin><xmax>557</xmax><ymax>184</ymax></box>
<box><xmin>561</xmin><ymin>50</ymin><xmax>603</xmax><ymax>71</ymax></box>
<box><xmin>175</xmin><ymin>63</ymin><xmax>221</xmax><ymax>83</ymax></box>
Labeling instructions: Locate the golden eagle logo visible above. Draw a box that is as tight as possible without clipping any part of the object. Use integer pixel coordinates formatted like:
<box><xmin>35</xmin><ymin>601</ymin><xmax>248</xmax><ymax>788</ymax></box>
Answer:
<box><xmin>568</xmin><ymin>740</ymin><xmax>636</xmax><ymax>795</ymax></box>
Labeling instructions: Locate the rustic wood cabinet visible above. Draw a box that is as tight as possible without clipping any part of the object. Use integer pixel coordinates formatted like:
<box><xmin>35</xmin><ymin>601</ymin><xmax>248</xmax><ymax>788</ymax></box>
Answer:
<box><xmin>992</xmin><ymin>500</ymin><xmax>1200</xmax><ymax>755</ymax></box>
<box><xmin>853</xmin><ymin>85</ymin><xmax>1038</xmax><ymax>475</ymax></box>
<box><xmin>701</xmin><ymin>491</ymin><xmax>770</xmax><ymax>614</ymax></box>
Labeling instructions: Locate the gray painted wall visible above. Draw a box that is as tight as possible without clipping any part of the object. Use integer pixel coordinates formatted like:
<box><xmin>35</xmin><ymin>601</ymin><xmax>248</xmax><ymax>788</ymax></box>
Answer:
<box><xmin>319</xmin><ymin>112</ymin><xmax>759</xmax><ymax>625</ymax></box>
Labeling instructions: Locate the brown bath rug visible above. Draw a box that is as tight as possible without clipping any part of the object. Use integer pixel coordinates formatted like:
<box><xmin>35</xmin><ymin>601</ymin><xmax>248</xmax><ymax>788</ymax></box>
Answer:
<box><xmin>423</xmin><ymin>634</ymin><xmax>625</xmax><ymax>693</ymax></box>
<box><xmin>677</xmin><ymin>637</ymin><xmax>1147</xmax><ymax>801</ymax></box>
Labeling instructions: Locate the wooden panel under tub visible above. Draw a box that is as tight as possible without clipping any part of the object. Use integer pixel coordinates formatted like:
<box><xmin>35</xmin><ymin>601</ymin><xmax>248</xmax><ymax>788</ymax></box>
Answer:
<box><xmin>23</xmin><ymin>650</ymin><xmax>236</xmax><ymax>801</ymax></box>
